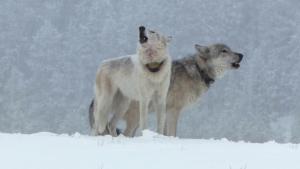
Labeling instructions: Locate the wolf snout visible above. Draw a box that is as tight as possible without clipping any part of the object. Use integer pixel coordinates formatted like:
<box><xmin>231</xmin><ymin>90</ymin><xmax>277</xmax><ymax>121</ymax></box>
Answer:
<box><xmin>139</xmin><ymin>26</ymin><xmax>148</xmax><ymax>44</ymax></box>
<box><xmin>145</xmin><ymin>48</ymin><xmax>158</xmax><ymax>58</ymax></box>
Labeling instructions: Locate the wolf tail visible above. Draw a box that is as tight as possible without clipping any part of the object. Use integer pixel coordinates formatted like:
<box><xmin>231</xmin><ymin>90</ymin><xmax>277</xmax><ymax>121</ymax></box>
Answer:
<box><xmin>88</xmin><ymin>99</ymin><xmax>122</xmax><ymax>136</ymax></box>
<box><xmin>88</xmin><ymin>99</ymin><xmax>95</xmax><ymax>129</ymax></box>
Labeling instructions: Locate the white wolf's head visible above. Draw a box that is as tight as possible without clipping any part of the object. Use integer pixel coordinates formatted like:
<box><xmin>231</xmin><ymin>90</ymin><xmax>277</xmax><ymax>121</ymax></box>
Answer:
<box><xmin>137</xmin><ymin>26</ymin><xmax>171</xmax><ymax>73</ymax></box>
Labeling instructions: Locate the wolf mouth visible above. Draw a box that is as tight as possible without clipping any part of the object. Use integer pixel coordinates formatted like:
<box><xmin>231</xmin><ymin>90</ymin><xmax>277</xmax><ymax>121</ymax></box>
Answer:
<box><xmin>232</xmin><ymin>53</ymin><xmax>243</xmax><ymax>69</ymax></box>
<box><xmin>145</xmin><ymin>60</ymin><xmax>165</xmax><ymax>73</ymax></box>
<box><xmin>232</xmin><ymin>62</ymin><xmax>240</xmax><ymax>69</ymax></box>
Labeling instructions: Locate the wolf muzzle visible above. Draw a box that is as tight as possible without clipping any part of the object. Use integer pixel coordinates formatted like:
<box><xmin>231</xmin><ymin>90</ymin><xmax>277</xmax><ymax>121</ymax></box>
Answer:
<box><xmin>232</xmin><ymin>53</ymin><xmax>243</xmax><ymax>69</ymax></box>
<box><xmin>139</xmin><ymin>26</ymin><xmax>148</xmax><ymax>44</ymax></box>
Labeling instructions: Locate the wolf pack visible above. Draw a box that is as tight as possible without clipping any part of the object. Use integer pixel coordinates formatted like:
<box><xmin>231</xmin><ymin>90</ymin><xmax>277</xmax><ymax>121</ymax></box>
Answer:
<box><xmin>89</xmin><ymin>26</ymin><xmax>243</xmax><ymax>137</ymax></box>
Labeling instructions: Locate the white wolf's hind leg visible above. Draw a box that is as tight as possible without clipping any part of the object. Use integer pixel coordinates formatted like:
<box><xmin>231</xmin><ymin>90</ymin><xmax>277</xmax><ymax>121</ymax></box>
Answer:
<box><xmin>94</xmin><ymin>96</ymin><xmax>112</xmax><ymax>134</ymax></box>
<box><xmin>93</xmin><ymin>75</ymin><xmax>116</xmax><ymax>135</ymax></box>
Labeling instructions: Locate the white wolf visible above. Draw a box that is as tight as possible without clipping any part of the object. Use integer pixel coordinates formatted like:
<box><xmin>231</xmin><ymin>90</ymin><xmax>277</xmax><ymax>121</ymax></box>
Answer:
<box><xmin>92</xmin><ymin>26</ymin><xmax>172</xmax><ymax>135</ymax></box>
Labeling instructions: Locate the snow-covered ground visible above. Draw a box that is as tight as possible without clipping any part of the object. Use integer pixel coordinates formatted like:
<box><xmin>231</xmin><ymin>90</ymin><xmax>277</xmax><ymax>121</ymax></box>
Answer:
<box><xmin>0</xmin><ymin>131</ymin><xmax>299</xmax><ymax>169</ymax></box>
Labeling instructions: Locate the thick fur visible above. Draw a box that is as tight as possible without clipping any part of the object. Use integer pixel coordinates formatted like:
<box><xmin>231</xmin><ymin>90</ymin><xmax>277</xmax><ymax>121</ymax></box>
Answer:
<box><xmin>89</xmin><ymin>43</ymin><xmax>243</xmax><ymax>137</ymax></box>
<box><xmin>103</xmin><ymin>43</ymin><xmax>243</xmax><ymax>137</ymax></box>
<box><xmin>92</xmin><ymin>27</ymin><xmax>172</xmax><ymax>135</ymax></box>
<box><xmin>120</xmin><ymin>44</ymin><xmax>243</xmax><ymax>136</ymax></box>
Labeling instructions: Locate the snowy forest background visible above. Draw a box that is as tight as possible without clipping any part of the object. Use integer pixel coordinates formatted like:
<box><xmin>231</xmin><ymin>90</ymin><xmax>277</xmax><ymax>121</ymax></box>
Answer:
<box><xmin>0</xmin><ymin>0</ymin><xmax>299</xmax><ymax>143</ymax></box>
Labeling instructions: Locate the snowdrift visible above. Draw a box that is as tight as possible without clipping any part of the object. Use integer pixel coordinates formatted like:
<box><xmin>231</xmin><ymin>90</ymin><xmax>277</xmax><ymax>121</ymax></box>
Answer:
<box><xmin>0</xmin><ymin>131</ymin><xmax>299</xmax><ymax>169</ymax></box>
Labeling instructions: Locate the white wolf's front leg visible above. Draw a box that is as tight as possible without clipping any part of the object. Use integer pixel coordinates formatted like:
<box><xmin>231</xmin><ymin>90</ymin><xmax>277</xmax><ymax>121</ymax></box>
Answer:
<box><xmin>139</xmin><ymin>98</ymin><xmax>150</xmax><ymax>131</ymax></box>
<box><xmin>154</xmin><ymin>95</ymin><xmax>167</xmax><ymax>134</ymax></box>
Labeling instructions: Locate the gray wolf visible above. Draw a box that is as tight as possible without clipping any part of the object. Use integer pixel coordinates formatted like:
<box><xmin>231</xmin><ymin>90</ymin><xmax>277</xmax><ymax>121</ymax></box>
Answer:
<box><xmin>98</xmin><ymin>43</ymin><xmax>244</xmax><ymax>137</ymax></box>
<box><xmin>91</xmin><ymin>26</ymin><xmax>172</xmax><ymax>135</ymax></box>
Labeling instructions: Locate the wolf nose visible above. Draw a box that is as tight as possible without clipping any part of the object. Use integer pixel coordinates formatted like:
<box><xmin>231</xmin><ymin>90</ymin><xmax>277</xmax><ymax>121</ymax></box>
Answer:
<box><xmin>236</xmin><ymin>53</ymin><xmax>243</xmax><ymax>62</ymax></box>
<box><xmin>139</xmin><ymin>26</ymin><xmax>146</xmax><ymax>32</ymax></box>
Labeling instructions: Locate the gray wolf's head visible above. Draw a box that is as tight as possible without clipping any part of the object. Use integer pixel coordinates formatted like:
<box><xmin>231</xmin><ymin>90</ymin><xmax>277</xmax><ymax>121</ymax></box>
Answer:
<box><xmin>195</xmin><ymin>43</ymin><xmax>243</xmax><ymax>78</ymax></box>
<box><xmin>137</xmin><ymin>26</ymin><xmax>171</xmax><ymax>73</ymax></box>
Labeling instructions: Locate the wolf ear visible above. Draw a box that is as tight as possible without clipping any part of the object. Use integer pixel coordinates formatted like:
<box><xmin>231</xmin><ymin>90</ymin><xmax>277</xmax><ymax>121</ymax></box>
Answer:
<box><xmin>166</xmin><ymin>36</ymin><xmax>172</xmax><ymax>43</ymax></box>
<box><xmin>195</xmin><ymin>44</ymin><xmax>209</xmax><ymax>59</ymax></box>
<box><xmin>162</xmin><ymin>36</ymin><xmax>172</xmax><ymax>45</ymax></box>
<box><xmin>195</xmin><ymin>44</ymin><xmax>208</xmax><ymax>53</ymax></box>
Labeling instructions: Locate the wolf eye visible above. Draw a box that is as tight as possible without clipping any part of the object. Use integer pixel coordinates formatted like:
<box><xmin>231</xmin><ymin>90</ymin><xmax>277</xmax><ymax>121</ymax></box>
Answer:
<box><xmin>221</xmin><ymin>49</ymin><xmax>228</xmax><ymax>53</ymax></box>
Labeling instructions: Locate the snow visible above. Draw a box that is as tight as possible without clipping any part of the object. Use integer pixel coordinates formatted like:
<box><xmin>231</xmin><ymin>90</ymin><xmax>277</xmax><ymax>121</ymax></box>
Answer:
<box><xmin>1</xmin><ymin>131</ymin><xmax>299</xmax><ymax>169</ymax></box>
